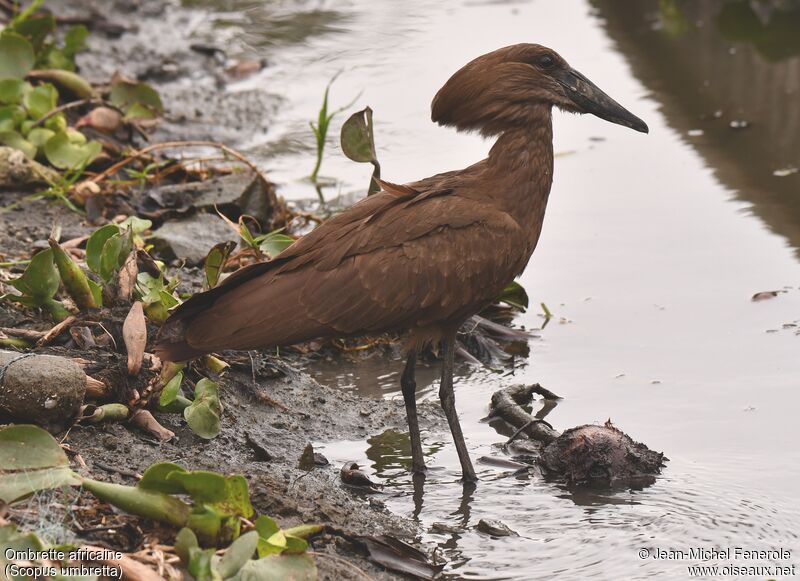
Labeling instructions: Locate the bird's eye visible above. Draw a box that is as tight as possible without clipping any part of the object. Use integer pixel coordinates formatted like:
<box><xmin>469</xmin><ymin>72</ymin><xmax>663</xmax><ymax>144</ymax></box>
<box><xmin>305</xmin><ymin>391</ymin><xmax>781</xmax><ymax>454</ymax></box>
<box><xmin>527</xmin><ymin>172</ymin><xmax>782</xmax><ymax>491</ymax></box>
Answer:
<box><xmin>536</xmin><ymin>54</ymin><xmax>556</xmax><ymax>70</ymax></box>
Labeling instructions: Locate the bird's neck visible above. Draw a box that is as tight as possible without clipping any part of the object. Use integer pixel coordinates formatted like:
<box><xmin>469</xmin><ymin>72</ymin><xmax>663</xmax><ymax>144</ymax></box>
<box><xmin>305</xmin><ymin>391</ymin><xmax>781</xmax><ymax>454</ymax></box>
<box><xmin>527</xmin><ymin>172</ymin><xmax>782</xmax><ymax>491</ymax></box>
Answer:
<box><xmin>483</xmin><ymin>110</ymin><xmax>554</xmax><ymax>251</ymax></box>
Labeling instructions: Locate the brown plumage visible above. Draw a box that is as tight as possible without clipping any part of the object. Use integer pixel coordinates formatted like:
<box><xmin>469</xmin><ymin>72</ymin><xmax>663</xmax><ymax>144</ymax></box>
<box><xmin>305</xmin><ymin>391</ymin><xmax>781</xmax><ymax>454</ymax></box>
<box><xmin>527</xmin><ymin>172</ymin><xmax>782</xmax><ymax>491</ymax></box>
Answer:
<box><xmin>155</xmin><ymin>44</ymin><xmax>647</xmax><ymax>481</ymax></box>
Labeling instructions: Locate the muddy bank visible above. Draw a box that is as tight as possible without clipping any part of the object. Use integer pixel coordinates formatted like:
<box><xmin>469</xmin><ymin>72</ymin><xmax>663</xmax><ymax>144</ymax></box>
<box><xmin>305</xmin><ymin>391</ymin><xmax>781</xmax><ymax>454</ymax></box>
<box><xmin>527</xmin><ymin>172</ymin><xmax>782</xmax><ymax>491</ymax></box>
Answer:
<box><xmin>0</xmin><ymin>0</ymin><xmax>447</xmax><ymax>578</ymax></box>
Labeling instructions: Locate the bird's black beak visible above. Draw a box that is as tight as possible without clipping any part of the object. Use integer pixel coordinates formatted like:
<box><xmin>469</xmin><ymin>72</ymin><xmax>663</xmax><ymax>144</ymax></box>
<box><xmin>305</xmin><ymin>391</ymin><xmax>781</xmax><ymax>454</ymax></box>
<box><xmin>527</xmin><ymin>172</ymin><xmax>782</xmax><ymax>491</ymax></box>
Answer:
<box><xmin>553</xmin><ymin>67</ymin><xmax>649</xmax><ymax>133</ymax></box>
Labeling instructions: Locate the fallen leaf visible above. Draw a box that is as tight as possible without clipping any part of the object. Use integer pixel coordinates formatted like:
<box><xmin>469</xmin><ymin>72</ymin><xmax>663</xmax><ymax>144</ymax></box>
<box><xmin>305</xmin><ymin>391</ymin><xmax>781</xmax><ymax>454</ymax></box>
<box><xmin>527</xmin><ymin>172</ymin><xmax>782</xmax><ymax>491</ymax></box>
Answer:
<box><xmin>123</xmin><ymin>301</ymin><xmax>146</xmax><ymax>375</ymax></box>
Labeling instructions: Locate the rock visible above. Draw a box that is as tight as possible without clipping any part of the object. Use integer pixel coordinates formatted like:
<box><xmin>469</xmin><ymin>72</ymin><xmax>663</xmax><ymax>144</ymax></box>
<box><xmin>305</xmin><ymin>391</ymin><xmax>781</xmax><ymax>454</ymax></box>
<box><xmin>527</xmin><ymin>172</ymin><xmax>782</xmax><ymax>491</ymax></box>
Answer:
<box><xmin>0</xmin><ymin>350</ymin><xmax>86</xmax><ymax>430</ymax></box>
<box><xmin>145</xmin><ymin>172</ymin><xmax>280</xmax><ymax>226</ymax></box>
<box><xmin>0</xmin><ymin>147</ymin><xmax>60</xmax><ymax>189</ymax></box>
<box><xmin>540</xmin><ymin>423</ymin><xmax>666</xmax><ymax>487</ymax></box>
<box><xmin>149</xmin><ymin>213</ymin><xmax>237</xmax><ymax>265</ymax></box>
<box><xmin>476</xmin><ymin>519</ymin><xmax>518</xmax><ymax>537</ymax></box>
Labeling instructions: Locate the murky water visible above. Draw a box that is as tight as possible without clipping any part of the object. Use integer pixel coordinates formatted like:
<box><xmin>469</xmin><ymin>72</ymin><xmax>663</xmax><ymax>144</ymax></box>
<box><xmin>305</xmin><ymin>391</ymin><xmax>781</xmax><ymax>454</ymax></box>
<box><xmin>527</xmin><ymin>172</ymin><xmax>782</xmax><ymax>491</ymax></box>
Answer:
<box><xmin>190</xmin><ymin>0</ymin><xmax>800</xmax><ymax>578</ymax></box>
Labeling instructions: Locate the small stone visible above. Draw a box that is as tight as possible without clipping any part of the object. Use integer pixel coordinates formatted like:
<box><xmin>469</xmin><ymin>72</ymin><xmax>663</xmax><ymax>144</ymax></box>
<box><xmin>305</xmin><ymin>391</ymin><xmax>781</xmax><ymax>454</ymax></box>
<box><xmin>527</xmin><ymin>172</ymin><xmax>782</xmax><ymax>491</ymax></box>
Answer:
<box><xmin>149</xmin><ymin>213</ymin><xmax>237</xmax><ymax>265</ymax></box>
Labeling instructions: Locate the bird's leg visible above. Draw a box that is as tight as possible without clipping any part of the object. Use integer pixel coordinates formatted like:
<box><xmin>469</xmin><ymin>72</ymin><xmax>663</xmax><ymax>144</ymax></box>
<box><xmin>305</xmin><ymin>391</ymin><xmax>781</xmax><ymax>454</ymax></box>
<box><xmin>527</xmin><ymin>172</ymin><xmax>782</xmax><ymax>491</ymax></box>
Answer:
<box><xmin>401</xmin><ymin>350</ymin><xmax>426</xmax><ymax>474</ymax></box>
<box><xmin>439</xmin><ymin>332</ymin><xmax>477</xmax><ymax>482</ymax></box>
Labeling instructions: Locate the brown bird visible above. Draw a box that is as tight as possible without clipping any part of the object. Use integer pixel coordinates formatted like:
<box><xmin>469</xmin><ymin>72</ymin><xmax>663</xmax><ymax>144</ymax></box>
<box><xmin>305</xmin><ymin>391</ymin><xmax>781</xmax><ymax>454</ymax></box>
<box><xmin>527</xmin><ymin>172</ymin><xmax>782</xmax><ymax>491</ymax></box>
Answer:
<box><xmin>155</xmin><ymin>44</ymin><xmax>647</xmax><ymax>482</ymax></box>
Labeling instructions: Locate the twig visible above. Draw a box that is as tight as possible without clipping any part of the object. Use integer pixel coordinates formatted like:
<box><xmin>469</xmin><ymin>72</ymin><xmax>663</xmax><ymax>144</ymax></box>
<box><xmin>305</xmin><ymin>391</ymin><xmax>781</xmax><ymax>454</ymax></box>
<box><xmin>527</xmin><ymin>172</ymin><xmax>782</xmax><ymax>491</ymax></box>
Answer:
<box><xmin>37</xmin><ymin>315</ymin><xmax>77</xmax><ymax>347</ymax></box>
<box><xmin>86</xmin><ymin>140</ymin><xmax>271</xmax><ymax>190</ymax></box>
<box><xmin>0</xmin><ymin>327</ymin><xmax>45</xmax><ymax>341</ymax></box>
<box><xmin>30</xmin><ymin>98</ymin><xmax>102</xmax><ymax>129</ymax></box>
<box><xmin>92</xmin><ymin>460</ymin><xmax>140</xmax><ymax>479</ymax></box>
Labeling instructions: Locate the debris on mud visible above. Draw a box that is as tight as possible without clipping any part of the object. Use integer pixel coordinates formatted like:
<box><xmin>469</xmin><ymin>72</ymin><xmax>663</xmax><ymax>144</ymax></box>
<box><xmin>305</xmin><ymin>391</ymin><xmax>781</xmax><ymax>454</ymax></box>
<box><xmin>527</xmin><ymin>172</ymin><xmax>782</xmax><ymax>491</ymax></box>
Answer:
<box><xmin>488</xmin><ymin>384</ymin><xmax>667</xmax><ymax>488</ymax></box>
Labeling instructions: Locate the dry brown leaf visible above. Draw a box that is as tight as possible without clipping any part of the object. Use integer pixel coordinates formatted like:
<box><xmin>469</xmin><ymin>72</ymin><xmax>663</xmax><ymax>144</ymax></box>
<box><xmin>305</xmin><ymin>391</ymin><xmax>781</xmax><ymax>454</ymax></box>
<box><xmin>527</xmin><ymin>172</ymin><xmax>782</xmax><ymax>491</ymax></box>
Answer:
<box><xmin>123</xmin><ymin>301</ymin><xmax>147</xmax><ymax>376</ymax></box>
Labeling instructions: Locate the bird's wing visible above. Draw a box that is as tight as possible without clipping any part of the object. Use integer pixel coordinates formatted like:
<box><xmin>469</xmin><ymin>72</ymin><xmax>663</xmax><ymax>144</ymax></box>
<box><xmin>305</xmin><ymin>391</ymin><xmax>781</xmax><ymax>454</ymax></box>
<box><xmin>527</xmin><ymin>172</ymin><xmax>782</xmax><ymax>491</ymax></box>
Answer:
<box><xmin>157</xmin><ymin>186</ymin><xmax>526</xmax><ymax>359</ymax></box>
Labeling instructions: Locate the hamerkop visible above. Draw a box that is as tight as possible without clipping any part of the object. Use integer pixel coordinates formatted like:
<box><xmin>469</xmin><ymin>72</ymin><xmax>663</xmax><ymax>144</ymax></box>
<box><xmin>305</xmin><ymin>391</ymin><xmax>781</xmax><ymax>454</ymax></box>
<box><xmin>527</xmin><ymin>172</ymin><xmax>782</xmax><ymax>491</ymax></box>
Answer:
<box><xmin>156</xmin><ymin>44</ymin><xmax>647</xmax><ymax>481</ymax></box>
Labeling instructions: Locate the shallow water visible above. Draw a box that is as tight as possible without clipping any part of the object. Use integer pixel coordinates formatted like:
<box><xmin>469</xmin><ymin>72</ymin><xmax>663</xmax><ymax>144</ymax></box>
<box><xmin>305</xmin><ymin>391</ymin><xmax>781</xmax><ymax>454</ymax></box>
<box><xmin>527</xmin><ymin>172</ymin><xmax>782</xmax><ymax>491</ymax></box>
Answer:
<box><xmin>191</xmin><ymin>0</ymin><xmax>800</xmax><ymax>578</ymax></box>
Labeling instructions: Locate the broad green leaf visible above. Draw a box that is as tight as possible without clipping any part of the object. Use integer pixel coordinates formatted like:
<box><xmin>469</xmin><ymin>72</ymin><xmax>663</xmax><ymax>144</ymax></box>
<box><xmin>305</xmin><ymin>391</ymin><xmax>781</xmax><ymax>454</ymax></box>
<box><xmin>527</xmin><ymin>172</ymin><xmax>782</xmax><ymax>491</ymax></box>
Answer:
<box><xmin>7</xmin><ymin>248</ymin><xmax>60</xmax><ymax>303</ymax></box>
<box><xmin>138</xmin><ymin>461</ymin><xmax>187</xmax><ymax>494</ymax></box>
<box><xmin>63</xmin><ymin>25</ymin><xmax>88</xmax><ymax>60</ymax></box>
<box><xmin>27</xmin><ymin>127</ymin><xmax>54</xmax><ymax>147</ymax></box>
<box><xmin>81</xmin><ymin>478</ymin><xmax>190</xmax><ymax>527</ymax></box>
<box><xmin>0</xmin><ymin>32</ymin><xmax>35</xmax><ymax>79</ymax></box>
<box><xmin>498</xmin><ymin>281</ymin><xmax>529</xmax><ymax>311</ymax></box>
<box><xmin>204</xmin><ymin>241</ymin><xmax>236</xmax><ymax>288</ymax></box>
<box><xmin>28</xmin><ymin>69</ymin><xmax>93</xmax><ymax>99</ymax></box>
<box><xmin>0</xmin><ymin>425</ymin><xmax>82</xmax><ymax>504</ymax></box>
<box><xmin>168</xmin><ymin>470</ymin><xmax>228</xmax><ymax>503</ymax></box>
<box><xmin>43</xmin><ymin>131</ymin><xmax>102</xmax><ymax>170</ymax></box>
<box><xmin>0</xmin><ymin>105</ymin><xmax>25</xmax><ymax>132</ymax></box>
<box><xmin>110</xmin><ymin>79</ymin><xmax>163</xmax><ymax>118</ymax></box>
<box><xmin>159</xmin><ymin>371</ymin><xmax>184</xmax><ymax>407</ymax></box>
<box><xmin>12</xmin><ymin>14</ymin><xmax>55</xmax><ymax>52</ymax></box>
<box><xmin>256</xmin><ymin>232</ymin><xmax>294</xmax><ymax>260</ymax></box>
<box><xmin>233</xmin><ymin>554</ymin><xmax>317</xmax><ymax>581</ymax></box>
<box><xmin>23</xmin><ymin>83</ymin><xmax>57</xmax><ymax>120</ymax></box>
<box><xmin>43</xmin><ymin>111</ymin><xmax>67</xmax><ymax>132</ymax></box>
<box><xmin>175</xmin><ymin>527</ymin><xmax>199</xmax><ymax>565</ymax></box>
<box><xmin>187</xmin><ymin>546</ymin><xmax>219</xmax><ymax>581</ymax></box>
<box><xmin>340</xmin><ymin>106</ymin><xmax>381</xmax><ymax>194</ymax></box>
<box><xmin>0</xmin><ymin>79</ymin><xmax>31</xmax><ymax>104</ymax></box>
<box><xmin>118</xmin><ymin>216</ymin><xmax>152</xmax><ymax>235</ymax></box>
<box><xmin>98</xmin><ymin>230</ymin><xmax>132</xmax><ymax>282</ymax></box>
<box><xmin>218</xmin><ymin>531</ymin><xmax>258</xmax><ymax>578</ymax></box>
<box><xmin>283</xmin><ymin>524</ymin><xmax>323</xmax><ymax>540</ymax></box>
<box><xmin>186</xmin><ymin>505</ymin><xmax>223</xmax><ymax>547</ymax></box>
<box><xmin>0</xmin><ymin>130</ymin><xmax>36</xmax><ymax>158</ymax></box>
<box><xmin>283</xmin><ymin>535</ymin><xmax>309</xmax><ymax>555</ymax></box>
<box><xmin>340</xmin><ymin>107</ymin><xmax>377</xmax><ymax>163</ymax></box>
<box><xmin>184</xmin><ymin>378</ymin><xmax>223</xmax><ymax>439</ymax></box>
<box><xmin>86</xmin><ymin>224</ymin><xmax>120</xmax><ymax>275</ymax></box>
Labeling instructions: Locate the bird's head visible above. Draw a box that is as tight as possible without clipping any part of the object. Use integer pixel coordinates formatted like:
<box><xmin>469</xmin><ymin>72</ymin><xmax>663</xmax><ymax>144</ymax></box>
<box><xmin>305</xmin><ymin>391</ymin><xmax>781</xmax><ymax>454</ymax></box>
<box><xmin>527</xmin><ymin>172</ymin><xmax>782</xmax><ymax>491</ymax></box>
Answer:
<box><xmin>431</xmin><ymin>43</ymin><xmax>648</xmax><ymax>136</ymax></box>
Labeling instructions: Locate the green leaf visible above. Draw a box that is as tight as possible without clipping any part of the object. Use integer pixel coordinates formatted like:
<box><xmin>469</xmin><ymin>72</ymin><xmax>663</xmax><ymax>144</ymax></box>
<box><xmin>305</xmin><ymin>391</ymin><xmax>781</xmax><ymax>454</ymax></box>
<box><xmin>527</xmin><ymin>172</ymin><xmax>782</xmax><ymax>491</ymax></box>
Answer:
<box><xmin>283</xmin><ymin>524</ymin><xmax>323</xmax><ymax>540</ymax></box>
<box><xmin>204</xmin><ymin>241</ymin><xmax>236</xmax><ymax>288</ymax></box>
<box><xmin>27</xmin><ymin>126</ymin><xmax>54</xmax><ymax>147</ymax></box>
<box><xmin>187</xmin><ymin>546</ymin><xmax>219</xmax><ymax>581</ymax></box>
<box><xmin>256</xmin><ymin>231</ymin><xmax>294</xmax><ymax>260</ymax></box>
<box><xmin>0</xmin><ymin>425</ymin><xmax>82</xmax><ymax>504</ymax></box>
<box><xmin>283</xmin><ymin>535</ymin><xmax>309</xmax><ymax>555</ymax></box>
<box><xmin>0</xmin><ymin>79</ymin><xmax>31</xmax><ymax>104</ymax></box>
<box><xmin>43</xmin><ymin>111</ymin><xmax>67</xmax><ymax>132</ymax></box>
<box><xmin>186</xmin><ymin>505</ymin><xmax>223</xmax><ymax>547</ymax></box>
<box><xmin>233</xmin><ymin>554</ymin><xmax>317</xmax><ymax>581</ymax></box>
<box><xmin>87</xmin><ymin>278</ymin><xmax>103</xmax><ymax>307</ymax></box>
<box><xmin>110</xmin><ymin>79</ymin><xmax>163</xmax><ymax>118</ymax></box>
<box><xmin>498</xmin><ymin>281</ymin><xmax>529</xmax><ymax>311</ymax></box>
<box><xmin>138</xmin><ymin>461</ymin><xmax>188</xmax><ymax>494</ymax></box>
<box><xmin>340</xmin><ymin>107</ymin><xmax>377</xmax><ymax>163</ymax></box>
<box><xmin>28</xmin><ymin>69</ymin><xmax>93</xmax><ymax>99</ymax></box>
<box><xmin>12</xmin><ymin>14</ymin><xmax>55</xmax><ymax>52</ymax></box>
<box><xmin>98</xmin><ymin>230</ymin><xmax>132</xmax><ymax>282</ymax></box>
<box><xmin>168</xmin><ymin>470</ymin><xmax>228</xmax><ymax>503</ymax></box>
<box><xmin>340</xmin><ymin>106</ymin><xmax>381</xmax><ymax>194</ymax></box>
<box><xmin>218</xmin><ymin>531</ymin><xmax>258</xmax><ymax>578</ymax></box>
<box><xmin>175</xmin><ymin>527</ymin><xmax>199</xmax><ymax>565</ymax></box>
<box><xmin>0</xmin><ymin>32</ymin><xmax>35</xmax><ymax>79</ymax></box>
<box><xmin>43</xmin><ymin>131</ymin><xmax>102</xmax><ymax>170</ymax></box>
<box><xmin>23</xmin><ymin>83</ymin><xmax>57</xmax><ymax>120</ymax></box>
<box><xmin>184</xmin><ymin>378</ymin><xmax>223</xmax><ymax>439</ymax></box>
<box><xmin>63</xmin><ymin>25</ymin><xmax>88</xmax><ymax>60</ymax></box>
<box><xmin>7</xmin><ymin>248</ymin><xmax>60</xmax><ymax>303</ymax></box>
<box><xmin>118</xmin><ymin>216</ymin><xmax>152</xmax><ymax>235</ymax></box>
<box><xmin>86</xmin><ymin>224</ymin><xmax>120</xmax><ymax>275</ymax></box>
<box><xmin>159</xmin><ymin>371</ymin><xmax>184</xmax><ymax>407</ymax></box>
<box><xmin>0</xmin><ymin>130</ymin><xmax>36</xmax><ymax>158</ymax></box>
<box><xmin>81</xmin><ymin>478</ymin><xmax>190</xmax><ymax>527</ymax></box>
<box><xmin>0</xmin><ymin>105</ymin><xmax>26</xmax><ymax>132</ymax></box>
